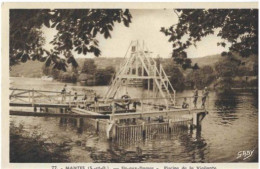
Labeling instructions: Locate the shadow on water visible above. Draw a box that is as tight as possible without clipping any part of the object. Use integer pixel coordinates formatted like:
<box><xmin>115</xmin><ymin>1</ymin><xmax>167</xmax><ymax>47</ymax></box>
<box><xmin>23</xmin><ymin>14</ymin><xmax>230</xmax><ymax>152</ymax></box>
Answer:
<box><xmin>214</xmin><ymin>90</ymin><xmax>239</xmax><ymax>112</ymax></box>
<box><xmin>213</xmin><ymin>90</ymin><xmax>240</xmax><ymax>124</ymax></box>
<box><xmin>177</xmin><ymin>129</ymin><xmax>208</xmax><ymax>163</ymax></box>
<box><xmin>59</xmin><ymin>117</ymin><xmax>84</xmax><ymax>134</ymax></box>
<box><xmin>250</xmin><ymin>89</ymin><xmax>258</xmax><ymax>108</ymax></box>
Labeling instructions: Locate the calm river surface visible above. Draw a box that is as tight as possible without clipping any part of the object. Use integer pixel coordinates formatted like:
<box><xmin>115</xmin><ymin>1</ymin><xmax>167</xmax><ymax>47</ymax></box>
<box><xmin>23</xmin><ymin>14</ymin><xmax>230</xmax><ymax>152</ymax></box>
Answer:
<box><xmin>10</xmin><ymin>77</ymin><xmax>258</xmax><ymax>162</ymax></box>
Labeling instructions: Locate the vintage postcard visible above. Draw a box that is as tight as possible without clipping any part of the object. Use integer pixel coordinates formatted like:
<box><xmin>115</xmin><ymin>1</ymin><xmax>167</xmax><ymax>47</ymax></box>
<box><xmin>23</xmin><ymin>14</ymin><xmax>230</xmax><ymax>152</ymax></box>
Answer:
<box><xmin>2</xmin><ymin>2</ymin><xmax>259</xmax><ymax>169</ymax></box>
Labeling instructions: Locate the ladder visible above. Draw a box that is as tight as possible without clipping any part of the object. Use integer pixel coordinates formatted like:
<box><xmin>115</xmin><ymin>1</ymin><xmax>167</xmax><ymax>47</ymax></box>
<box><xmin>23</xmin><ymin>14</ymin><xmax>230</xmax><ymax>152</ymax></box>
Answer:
<box><xmin>103</xmin><ymin>41</ymin><xmax>176</xmax><ymax>106</ymax></box>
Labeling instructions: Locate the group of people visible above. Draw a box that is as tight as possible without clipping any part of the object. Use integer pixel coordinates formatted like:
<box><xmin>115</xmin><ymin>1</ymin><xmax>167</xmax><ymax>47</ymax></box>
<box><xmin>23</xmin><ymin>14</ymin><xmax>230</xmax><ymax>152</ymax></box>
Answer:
<box><xmin>61</xmin><ymin>84</ymin><xmax>208</xmax><ymax>110</ymax></box>
<box><xmin>182</xmin><ymin>87</ymin><xmax>209</xmax><ymax>109</ymax></box>
<box><xmin>60</xmin><ymin>84</ymin><xmax>98</xmax><ymax>104</ymax></box>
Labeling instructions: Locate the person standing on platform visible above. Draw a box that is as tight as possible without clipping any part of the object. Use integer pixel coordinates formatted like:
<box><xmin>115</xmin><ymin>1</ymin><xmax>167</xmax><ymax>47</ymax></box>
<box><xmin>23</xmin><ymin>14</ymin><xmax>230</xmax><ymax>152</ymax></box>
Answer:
<box><xmin>201</xmin><ymin>87</ymin><xmax>209</xmax><ymax>108</ymax></box>
<box><xmin>94</xmin><ymin>93</ymin><xmax>99</xmax><ymax>112</ymax></box>
<box><xmin>193</xmin><ymin>87</ymin><xmax>199</xmax><ymax>108</ymax></box>
<box><xmin>61</xmin><ymin>84</ymin><xmax>67</xmax><ymax>103</ymax></box>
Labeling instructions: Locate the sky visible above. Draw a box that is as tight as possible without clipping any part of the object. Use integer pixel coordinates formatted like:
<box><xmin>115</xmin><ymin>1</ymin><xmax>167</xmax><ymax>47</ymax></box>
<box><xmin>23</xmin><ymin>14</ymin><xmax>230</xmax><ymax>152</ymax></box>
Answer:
<box><xmin>42</xmin><ymin>9</ymin><xmax>229</xmax><ymax>59</ymax></box>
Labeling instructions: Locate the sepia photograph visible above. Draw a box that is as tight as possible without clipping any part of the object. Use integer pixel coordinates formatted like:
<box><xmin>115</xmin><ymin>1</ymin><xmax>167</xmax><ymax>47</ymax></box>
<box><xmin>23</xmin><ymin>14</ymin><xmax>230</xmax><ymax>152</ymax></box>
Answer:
<box><xmin>3</xmin><ymin>2</ymin><xmax>258</xmax><ymax>166</ymax></box>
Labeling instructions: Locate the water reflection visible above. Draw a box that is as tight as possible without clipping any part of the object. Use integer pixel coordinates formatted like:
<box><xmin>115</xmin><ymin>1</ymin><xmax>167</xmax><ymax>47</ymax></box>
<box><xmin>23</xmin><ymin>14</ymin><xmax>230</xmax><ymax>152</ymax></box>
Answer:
<box><xmin>55</xmin><ymin>116</ymin><xmax>210</xmax><ymax>163</ymax></box>
<box><xmin>214</xmin><ymin>90</ymin><xmax>239</xmax><ymax>112</ymax></box>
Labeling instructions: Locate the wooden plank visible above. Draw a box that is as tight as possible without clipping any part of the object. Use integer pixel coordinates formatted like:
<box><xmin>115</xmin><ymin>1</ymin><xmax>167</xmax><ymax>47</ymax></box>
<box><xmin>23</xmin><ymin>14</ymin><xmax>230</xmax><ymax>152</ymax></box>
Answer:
<box><xmin>117</xmin><ymin>75</ymin><xmax>161</xmax><ymax>79</ymax></box>
<box><xmin>10</xmin><ymin>102</ymin><xmax>71</xmax><ymax>108</ymax></box>
<box><xmin>10</xmin><ymin>110</ymin><xmax>110</xmax><ymax>119</ymax></box>
<box><xmin>113</xmin><ymin>109</ymin><xmax>205</xmax><ymax>120</ymax></box>
<box><xmin>10</xmin><ymin>88</ymin><xmax>62</xmax><ymax>93</ymax></box>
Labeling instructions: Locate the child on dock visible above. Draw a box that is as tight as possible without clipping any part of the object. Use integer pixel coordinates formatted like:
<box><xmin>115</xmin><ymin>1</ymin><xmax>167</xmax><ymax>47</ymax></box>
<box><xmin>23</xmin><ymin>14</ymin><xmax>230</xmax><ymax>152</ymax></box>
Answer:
<box><xmin>73</xmin><ymin>92</ymin><xmax>78</xmax><ymax>101</ymax></box>
<box><xmin>182</xmin><ymin>97</ymin><xmax>189</xmax><ymax>109</ymax></box>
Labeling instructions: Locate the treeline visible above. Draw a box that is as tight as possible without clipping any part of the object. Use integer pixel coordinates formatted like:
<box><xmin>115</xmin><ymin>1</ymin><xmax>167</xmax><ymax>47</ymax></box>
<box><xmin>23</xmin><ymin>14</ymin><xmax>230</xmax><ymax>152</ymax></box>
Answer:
<box><xmin>42</xmin><ymin>59</ymin><xmax>115</xmax><ymax>85</ymax></box>
<box><xmin>163</xmin><ymin>56</ymin><xmax>258</xmax><ymax>91</ymax></box>
<box><xmin>42</xmin><ymin>56</ymin><xmax>257</xmax><ymax>90</ymax></box>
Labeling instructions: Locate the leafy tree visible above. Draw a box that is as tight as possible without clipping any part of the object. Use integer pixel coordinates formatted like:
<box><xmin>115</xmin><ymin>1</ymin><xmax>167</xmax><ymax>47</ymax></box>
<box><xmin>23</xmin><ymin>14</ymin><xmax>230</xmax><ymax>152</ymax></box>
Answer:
<box><xmin>193</xmin><ymin>63</ymin><xmax>199</xmax><ymax>70</ymax></box>
<box><xmin>161</xmin><ymin>9</ymin><xmax>258</xmax><ymax>68</ymax></box>
<box><xmin>81</xmin><ymin>59</ymin><xmax>97</xmax><ymax>74</ymax></box>
<box><xmin>186</xmin><ymin>65</ymin><xmax>215</xmax><ymax>89</ymax></box>
<box><xmin>10</xmin><ymin>9</ymin><xmax>132</xmax><ymax>70</ymax></box>
<box><xmin>164</xmin><ymin>63</ymin><xmax>185</xmax><ymax>91</ymax></box>
<box><xmin>59</xmin><ymin>72</ymin><xmax>77</xmax><ymax>83</ymax></box>
<box><xmin>95</xmin><ymin>66</ymin><xmax>115</xmax><ymax>85</ymax></box>
<box><xmin>214</xmin><ymin>57</ymin><xmax>240</xmax><ymax>89</ymax></box>
<box><xmin>253</xmin><ymin>63</ymin><xmax>258</xmax><ymax>76</ymax></box>
<box><xmin>215</xmin><ymin>58</ymin><xmax>239</xmax><ymax>77</ymax></box>
<box><xmin>236</xmin><ymin>66</ymin><xmax>251</xmax><ymax>76</ymax></box>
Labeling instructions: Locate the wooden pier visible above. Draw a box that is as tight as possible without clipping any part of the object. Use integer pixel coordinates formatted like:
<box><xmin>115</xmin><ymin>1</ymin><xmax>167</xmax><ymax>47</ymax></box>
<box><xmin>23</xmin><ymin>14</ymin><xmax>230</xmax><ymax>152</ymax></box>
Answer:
<box><xmin>9</xmin><ymin>86</ymin><xmax>208</xmax><ymax>142</ymax></box>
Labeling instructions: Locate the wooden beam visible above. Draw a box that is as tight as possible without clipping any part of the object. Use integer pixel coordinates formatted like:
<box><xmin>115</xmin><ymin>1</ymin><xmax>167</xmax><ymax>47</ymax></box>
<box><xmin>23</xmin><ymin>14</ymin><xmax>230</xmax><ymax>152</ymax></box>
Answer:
<box><xmin>10</xmin><ymin>110</ymin><xmax>110</xmax><ymax>119</ymax></box>
<box><xmin>112</xmin><ymin>109</ymin><xmax>206</xmax><ymax>120</ymax></box>
<box><xmin>10</xmin><ymin>102</ymin><xmax>71</xmax><ymax>108</ymax></box>
<box><xmin>117</xmin><ymin>75</ymin><xmax>161</xmax><ymax>79</ymax></box>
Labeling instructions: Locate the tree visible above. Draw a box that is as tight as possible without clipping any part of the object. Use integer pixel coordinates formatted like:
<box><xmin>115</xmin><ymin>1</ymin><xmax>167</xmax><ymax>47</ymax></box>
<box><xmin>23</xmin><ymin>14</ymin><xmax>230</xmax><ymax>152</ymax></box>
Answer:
<box><xmin>81</xmin><ymin>59</ymin><xmax>97</xmax><ymax>74</ymax></box>
<box><xmin>95</xmin><ymin>66</ymin><xmax>115</xmax><ymax>85</ymax></box>
<box><xmin>193</xmin><ymin>63</ymin><xmax>199</xmax><ymax>70</ymax></box>
<box><xmin>10</xmin><ymin>9</ymin><xmax>132</xmax><ymax>70</ymax></box>
<box><xmin>214</xmin><ymin>57</ymin><xmax>240</xmax><ymax>90</ymax></box>
<box><xmin>164</xmin><ymin>63</ymin><xmax>185</xmax><ymax>91</ymax></box>
<box><xmin>186</xmin><ymin>65</ymin><xmax>215</xmax><ymax>89</ymax></box>
<box><xmin>161</xmin><ymin>9</ymin><xmax>258</xmax><ymax>68</ymax></box>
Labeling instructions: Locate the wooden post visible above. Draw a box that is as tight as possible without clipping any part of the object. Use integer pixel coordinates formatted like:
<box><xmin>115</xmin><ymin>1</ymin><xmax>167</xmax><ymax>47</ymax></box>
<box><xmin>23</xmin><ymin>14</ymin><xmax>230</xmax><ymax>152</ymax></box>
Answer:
<box><xmin>153</xmin><ymin>79</ymin><xmax>155</xmax><ymax>98</ymax></box>
<box><xmin>154</xmin><ymin>64</ymin><xmax>156</xmax><ymax>76</ymax></box>
<box><xmin>148</xmin><ymin>79</ymin><xmax>150</xmax><ymax>98</ymax></box>
<box><xmin>69</xmin><ymin>93</ymin><xmax>71</xmax><ymax>108</ymax></box>
<box><xmin>141</xmin><ymin>99</ymin><xmax>144</xmax><ymax>114</ymax></box>
<box><xmin>76</xmin><ymin>118</ymin><xmax>81</xmax><ymax>128</ymax></box>
<box><xmin>159</xmin><ymin>64</ymin><xmax>161</xmax><ymax>76</ymax></box>
<box><xmin>111</xmin><ymin>101</ymin><xmax>115</xmax><ymax>121</ymax></box>
<box><xmin>206</xmin><ymin>96</ymin><xmax>209</xmax><ymax>111</ymax></box>
<box><xmin>96</xmin><ymin>119</ymin><xmax>99</xmax><ymax>132</ymax></box>
<box><xmin>94</xmin><ymin>100</ymin><xmax>97</xmax><ymax>112</ymax></box>
<box><xmin>32</xmin><ymin>89</ymin><xmax>35</xmax><ymax>107</ymax></box>
<box><xmin>189</xmin><ymin>97</ymin><xmax>192</xmax><ymax>111</ymax></box>
<box><xmin>135</xmin><ymin>55</ymin><xmax>138</xmax><ymax>76</ymax></box>
<box><xmin>192</xmin><ymin>112</ymin><xmax>198</xmax><ymax>128</ymax></box>
<box><xmin>28</xmin><ymin>91</ymin><xmax>31</xmax><ymax>103</ymax></box>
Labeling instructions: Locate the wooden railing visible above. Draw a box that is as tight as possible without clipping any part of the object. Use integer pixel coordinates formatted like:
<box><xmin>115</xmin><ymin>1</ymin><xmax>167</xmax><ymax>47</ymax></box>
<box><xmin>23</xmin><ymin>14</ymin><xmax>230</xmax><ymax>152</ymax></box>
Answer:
<box><xmin>9</xmin><ymin>88</ymin><xmax>85</xmax><ymax>107</ymax></box>
<box><xmin>114</xmin><ymin>117</ymin><xmax>192</xmax><ymax>143</ymax></box>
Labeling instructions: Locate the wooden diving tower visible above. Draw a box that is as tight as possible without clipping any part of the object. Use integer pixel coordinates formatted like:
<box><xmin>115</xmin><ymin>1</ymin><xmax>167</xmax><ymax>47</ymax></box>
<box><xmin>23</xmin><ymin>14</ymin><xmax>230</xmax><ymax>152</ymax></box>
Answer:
<box><xmin>104</xmin><ymin>40</ymin><xmax>176</xmax><ymax>108</ymax></box>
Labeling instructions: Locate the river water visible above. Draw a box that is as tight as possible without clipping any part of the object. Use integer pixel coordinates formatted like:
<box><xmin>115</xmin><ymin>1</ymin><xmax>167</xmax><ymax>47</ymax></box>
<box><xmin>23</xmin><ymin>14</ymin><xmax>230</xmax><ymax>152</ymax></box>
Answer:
<box><xmin>10</xmin><ymin>77</ymin><xmax>258</xmax><ymax>162</ymax></box>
